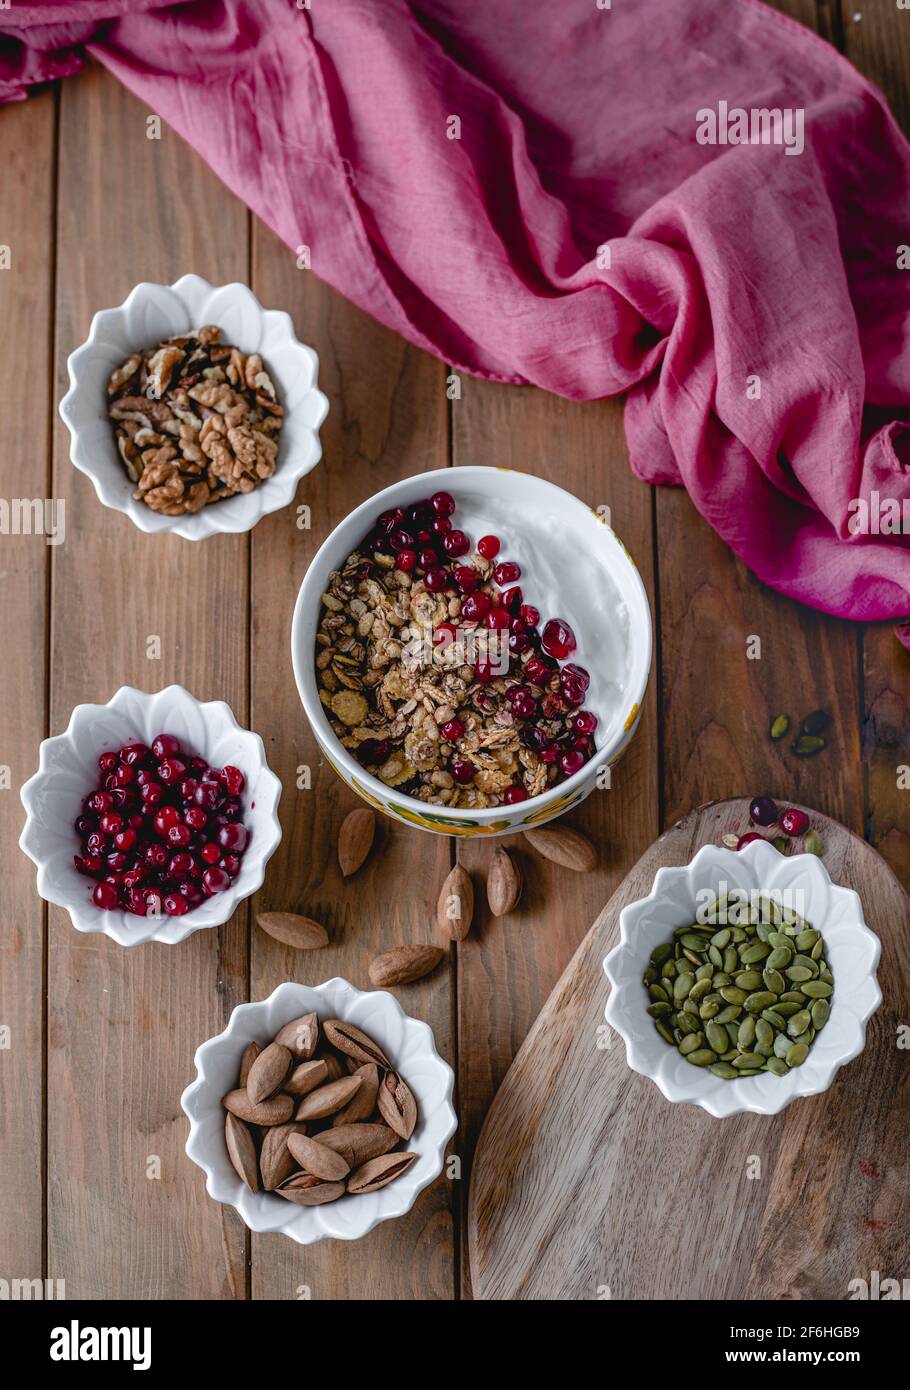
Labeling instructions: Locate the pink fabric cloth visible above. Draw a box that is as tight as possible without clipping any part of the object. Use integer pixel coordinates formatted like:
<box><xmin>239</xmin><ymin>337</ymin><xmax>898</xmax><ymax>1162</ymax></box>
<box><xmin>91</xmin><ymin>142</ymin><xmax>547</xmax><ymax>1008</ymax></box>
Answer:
<box><xmin>3</xmin><ymin>0</ymin><xmax>910</xmax><ymax>635</ymax></box>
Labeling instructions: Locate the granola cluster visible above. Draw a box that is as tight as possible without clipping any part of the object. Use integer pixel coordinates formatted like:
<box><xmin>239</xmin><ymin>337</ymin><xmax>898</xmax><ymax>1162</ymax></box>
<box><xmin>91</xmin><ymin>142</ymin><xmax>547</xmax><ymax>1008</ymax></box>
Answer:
<box><xmin>315</xmin><ymin>492</ymin><xmax>598</xmax><ymax>809</ymax></box>
<box><xmin>107</xmin><ymin>326</ymin><xmax>283</xmax><ymax>515</ymax></box>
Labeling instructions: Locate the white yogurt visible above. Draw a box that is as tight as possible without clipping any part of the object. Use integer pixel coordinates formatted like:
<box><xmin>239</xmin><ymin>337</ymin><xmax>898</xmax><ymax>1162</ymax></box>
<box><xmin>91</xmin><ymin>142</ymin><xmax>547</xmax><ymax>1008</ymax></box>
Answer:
<box><xmin>452</xmin><ymin>491</ymin><xmax>633</xmax><ymax>746</ymax></box>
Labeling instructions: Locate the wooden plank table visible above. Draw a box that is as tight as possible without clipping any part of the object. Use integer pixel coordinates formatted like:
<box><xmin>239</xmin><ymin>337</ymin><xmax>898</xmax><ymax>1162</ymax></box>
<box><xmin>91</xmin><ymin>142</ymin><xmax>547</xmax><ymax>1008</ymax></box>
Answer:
<box><xmin>0</xmin><ymin>0</ymin><xmax>907</xmax><ymax>1300</ymax></box>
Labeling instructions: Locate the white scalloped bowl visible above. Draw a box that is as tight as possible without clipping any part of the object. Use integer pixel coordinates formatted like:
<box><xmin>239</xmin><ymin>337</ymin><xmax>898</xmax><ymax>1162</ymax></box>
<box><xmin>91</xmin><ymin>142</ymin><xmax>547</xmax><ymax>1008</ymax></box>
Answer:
<box><xmin>181</xmin><ymin>980</ymin><xmax>457</xmax><ymax>1244</ymax></box>
<box><xmin>603</xmin><ymin>840</ymin><xmax>882</xmax><ymax>1118</ymax></box>
<box><xmin>19</xmin><ymin>684</ymin><xmax>282</xmax><ymax>946</ymax></box>
<box><xmin>59</xmin><ymin>274</ymin><xmax>329</xmax><ymax>539</ymax></box>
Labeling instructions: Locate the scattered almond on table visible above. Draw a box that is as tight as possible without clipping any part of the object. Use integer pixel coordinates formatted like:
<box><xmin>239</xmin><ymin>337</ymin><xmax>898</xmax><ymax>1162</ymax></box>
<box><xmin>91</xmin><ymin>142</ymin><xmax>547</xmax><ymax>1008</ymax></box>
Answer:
<box><xmin>369</xmin><ymin>943</ymin><xmax>444</xmax><ymax>987</ymax></box>
<box><xmin>338</xmin><ymin>807</ymin><xmax>376</xmax><ymax>876</ymax></box>
<box><xmin>257</xmin><ymin>912</ymin><xmax>329</xmax><ymax>949</ymax></box>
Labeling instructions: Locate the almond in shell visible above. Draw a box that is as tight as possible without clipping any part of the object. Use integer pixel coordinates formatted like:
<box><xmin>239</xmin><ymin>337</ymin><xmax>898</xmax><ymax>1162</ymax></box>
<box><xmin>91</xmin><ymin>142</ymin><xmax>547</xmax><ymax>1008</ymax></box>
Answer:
<box><xmin>331</xmin><ymin>1063</ymin><xmax>379</xmax><ymax>1126</ymax></box>
<box><xmin>224</xmin><ymin>1112</ymin><xmax>259</xmax><ymax>1192</ymax></box>
<box><xmin>287</xmin><ymin>1132</ymin><xmax>350</xmax><ymax>1182</ymax></box>
<box><xmin>257</xmin><ymin>912</ymin><xmax>329</xmax><ymax>950</ymax></box>
<box><xmin>347</xmin><ymin>1152</ymin><xmax>418</xmax><ymax>1195</ymax></box>
<box><xmin>338</xmin><ymin>807</ymin><xmax>375</xmax><ymax>877</ymax></box>
<box><xmin>487</xmin><ymin>847</ymin><xmax>522</xmax><ymax>916</ymax></box>
<box><xmin>284</xmin><ymin>1058</ymin><xmax>328</xmax><ymax>1097</ymax></box>
<box><xmin>246</xmin><ymin>1041</ymin><xmax>292</xmax><ymax>1105</ymax></box>
<box><xmin>313</xmin><ymin>1123</ymin><xmax>398</xmax><ymax>1169</ymax></box>
<box><xmin>436</xmin><ymin>864</ymin><xmax>473</xmax><ymax>941</ymax></box>
<box><xmin>323</xmin><ymin>1019</ymin><xmax>391</xmax><ymax>1069</ymax></box>
<box><xmin>294</xmin><ymin>1074</ymin><xmax>362</xmax><ymax>1122</ymax></box>
<box><xmin>260</xmin><ymin>1121</ymin><xmax>308</xmax><ymax>1191</ymax></box>
<box><xmin>238</xmin><ymin>1041</ymin><xmax>260</xmax><ymax>1087</ymax></box>
<box><xmin>273</xmin><ymin>1013</ymin><xmax>319</xmax><ymax>1060</ymax></box>
<box><xmin>368</xmin><ymin>944</ymin><xmax>444</xmax><ymax>988</ymax></box>
<box><xmin>275</xmin><ymin>1173</ymin><xmax>345</xmax><ymax>1206</ymax></box>
<box><xmin>522</xmin><ymin>825</ymin><xmax>597</xmax><ymax>872</ymax></box>
<box><xmin>376</xmin><ymin>1070</ymin><xmax>417</xmax><ymax>1140</ymax></box>
<box><xmin>222</xmin><ymin>1088</ymin><xmax>294</xmax><ymax>1127</ymax></box>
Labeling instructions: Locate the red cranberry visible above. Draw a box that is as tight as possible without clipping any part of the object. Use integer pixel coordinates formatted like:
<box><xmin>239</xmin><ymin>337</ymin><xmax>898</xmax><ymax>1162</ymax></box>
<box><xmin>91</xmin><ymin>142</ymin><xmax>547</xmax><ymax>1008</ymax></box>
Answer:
<box><xmin>184</xmin><ymin>806</ymin><xmax>207</xmax><ymax>831</ymax></box>
<box><xmin>163</xmin><ymin>894</ymin><xmax>190</xmax><ymax>916</ymax></box>
<box><xmin>92</xmin><ymin>881</ymin><xmax>119</xmax><ymax>911</ymax></box>
<box><xmin>474</xmin><ymin>659</ymin><xmax>498</xmax><ymax>682</ymax></box>
<box><xmin>376</xmin><ymin>506</ymin><xmax>404</xmax><ymax>533</ymax></box>
<box><xmin>520</xmin><ymin>604</ymin><xmax>540</xmax><ymax>627</ymax></box>
<box><xmin>125</xmin><ymin>889</ymin><xmax>148</xmax><ymax>916</ymax></box>
<box><xmin>453</xmin><ymin>565</ymin><xmax>478</xmax><ymax>593</ymax></box>
<box><xmin>179</xmin><ymin>881</ymin><xmax>204</xmax><ymax>906</ymax></box>
<box><xmin>461</xmin><ymin>592</ymin><xmax>491</xmax><ymax>622</ymax></box>
<box><xmin>74</xmin><ymin>853</ymin><xmax>103</xmax><ymax>876</ymax></box>
<box><xmin>477</xmin><ymin>535</ymin><xmax>501</xmax><ymax>559</ymax></box>
<box><xmin>485</xmin><ymin>607</ymin><xmax>511</xmax><ymax>631</ymax></box>
<box><xmin>541</xmin><ymin>618</ymin><xmax>576</xmax><ymax>660</ymax></box>
<box><xmin>396</xmin><ymin>548</ymin><xmax>417</xmax><ymax>572</ymax></box>
<box><xmin>415</xmin><ymin>528</ymin><xmax>433</xmax><ymax>546</ymax></box>
<box><xmin>179</xmin><ymin>778</ymin><xmax>198</xmax><ymax>801</ymax></box>
<box><xmin>114</xmin><ymin>827</ymin><xmax>137</xmax><ymax>852</ymax></box>
<box><xmin>139</xmin><ymin>781</ymin><xmax>163</xmax><ymax>806</ymax></box>
<box><xmin>157</xmin><ymin>757</ymin><xmax>186</xmax><ymax>785</ymax></box>
<box><xmin>570</xmin><ymin>710</ymin><xmax>598</xmax><ymax>735</ymax></box>
<box><xmin>433</xmin><ymin>621</ymin><xmax>459</xmax><ymax>648</ymax></box>
<box><xmin>736</xmin><ymin>832</ymin><xmax>764</xmax><ymax>850</ymax></box>
<box><xmin>99</xmin><ymin>810</ymin><xmax>122</xmax><ymax>835</ymax></box>
<box><xmin>168</xmin><ymin>853</ymin><xmax>195</xmax><ymax>877</ymax></box>
<box><xmin>200</xmin><ymin>842</ymin><xmax>221</xmax><ymax>865</ymax></box>
<box><xmin>425</xmin><ymin>566</ymin><xmax>449</xmax><ymax>593</ymax></box>
<box><xmin>102</xmin><ymin>773</ymin><xmax>119</xmax><ymax>791</ymax></box>
<box><xmin>441</xmin><ymin>718</ymin><xmax>464</xmax><ymax>742</ymax></box>
<box><xmin>509</xmin><ymin>632</ymin><xmax>532</xmax><ymax>655</ymax></box>
<box><xmin>493</xmin><ymin>561</ymin><xmax>521</xmax><ymax>586</ymax></box>
<box><xmin>431</xmin><ymin>490</ymin><xmax>455</xmax><ymax>517</ymax></box>
<box><xmin>779</xmin><ymin>807</ymin><xmax>810</xmax><ymax>836</ymax></box>
<box><xmin>559</xmin><ymin>748</ymin><xmax>586</xmax><ymax>777</ymax></box>
<box><xmin>560</xmin><ymin>677</ymin><xmax>586</xmax><ymax>708</ymax></box>
<box><xmin>356</xmin><ymin>738</ymin><xmax>390</xmax><ymax>766</ymax></box>
<box><xmin>503</xmin><ymin>785</ymin><xmax>528</xmax><ymax>804</ymax></box>
<box><xmin>389</xmin><ymin>528</ymin><xmax>415</xmax><ymax>551</ymax></box>
<box><xmin>443</xmin><ymin>529</ymin><xmax>470</xmax><ymax>558</ymax></box>
<box><xmin>540</xmin><ymin>742</ymin><xmax>559</xmax><ymax>764</ymax></box>
<box><xmin>202</xmin><ymin>866</ymin><xmax>231</xmax><ymax>894</ymax></box>
<box><xmin>749</xmin><ymin>796</ymin><xmax>780</xmax><ymax>827</ymax></box>
<box><xmin>144</xmin><ymin>843</ymin><xmax>168</xmax><ymax>868</ymax></box>
<box><xmin>194</xmin><ymin>781</ymin><xmax>223</xmax><ymax>810</ymax></box>
<box><xmin>165</xmin><ymin>824</ymin><xmax>191</xmax><ymax>848</ymax></box>
<box><xmin>152</xmin><ymin>806</ymin><xmax>178</xmax><ymax>836</ymax></box>
<box><xmin>571</xmin><ymin>734</ymin><xmax>591</xmax><ymax>752</ymax></box>
<box><xmin>418</xmin><ymin>547</ymin><xmax>437</xmax><ymax>569</ymax></box>
<box><xmin>217</xmin><ymin>822</ymin><xmax>249</xmax><ymax>852</ymax></box>
<box><xmin>128</xmin><ymin>814</ymin><xmax>143</xmax><ymax>830</ymax></box>
<box><xmin>106</xmin><ymin>850</ymin><xmax>129</xmax><ymax>871</ymax></box>
<box><xmin>74</xmin><ymin>815</ymin><xmax>96</xmax><ymax>836</ymax></box>
<box><xmin>188</xmin><ymin>757</ymin><xmax>208</xmax><ymax>776</ymax></box>
<box><xmin>502</xmin><ymin>585</ymin><xmax>523</xmax><ymax>613</ymax></box>
<box><xmin>86</xmin><ymin>831</ymin><xmax>106</xmax><ymax>854</ymax></box>
<box><xmin>432</xmin><ymin>517</ymin><xmax>453</xmax><ymax>539</ymax></box>
<box><xmin>512</xmin><ymin>694</ymin><xmax>538</xmax><ymax>720</ymax></box>
<box><xmin>222</xmin><ymin>766</ymin><xmax>245</xmax><ymax>797</ymax></box>
<box><xmin>221</xmin><ymin>854</ymin><xmax>242</xmax><ymax>877</ymax></box>
<box><xmin>120</xmin><ymin>742</ymin><xmax>150</xmax><ymax>766</ymax></box>
<box><xmin>113</xmin><ymin>762</ymin><xmax>135</xmax><ymax>786</ymax></box>
<box><xmin>89</xmin><ymin>791</ymin><xmax>113</xmax><ymax>814</ymax></box>
<box><xmin>98</xmin><ymin>751</ymin><xmax>118</xmax><ymax>773</ymax></box>
<box><xmin>525</xmin><ymin>657</ymin><xmax>554</xmax><ymax>686</ymax></box>
<box><xmin>451</xmin><ymin>759</ymin><xmax>475</xmax><ymax>785</ymax></box>
<box><xmin>151</xmin><ymin>734</ymin><xmax>181</xmax><ymax>761</ymax></box>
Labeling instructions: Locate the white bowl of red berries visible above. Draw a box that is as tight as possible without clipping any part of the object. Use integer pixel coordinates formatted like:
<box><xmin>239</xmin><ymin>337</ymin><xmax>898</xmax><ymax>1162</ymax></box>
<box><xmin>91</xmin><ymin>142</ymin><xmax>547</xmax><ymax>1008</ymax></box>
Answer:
<box><xmin>19</xmin><ymin>685</ymin><xmax>282</xmax><ymax>946</ymax></box>
<box><xmin>292</xmin><ymin>467</ymin><xmax>652</xmax><ymax>836</ymax></box>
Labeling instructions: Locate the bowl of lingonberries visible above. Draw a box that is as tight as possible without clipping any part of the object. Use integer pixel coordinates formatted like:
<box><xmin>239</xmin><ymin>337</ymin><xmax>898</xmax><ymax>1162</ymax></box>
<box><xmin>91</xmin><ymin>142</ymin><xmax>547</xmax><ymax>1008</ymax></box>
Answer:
<box><xmin>292</xmin><ymin>467</ymin><xmax>652</xmax><ymax>837</ymax></box>
<box><xmin>19</xmin><ymin>684</ymin><xmax>282</xmax><ymax>946</ymax></box>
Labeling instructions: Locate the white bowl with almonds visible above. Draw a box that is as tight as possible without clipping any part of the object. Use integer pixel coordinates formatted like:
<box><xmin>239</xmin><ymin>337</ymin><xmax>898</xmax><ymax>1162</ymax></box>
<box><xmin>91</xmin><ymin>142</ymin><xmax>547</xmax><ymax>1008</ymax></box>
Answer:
<box><xmin>181</xmin><ymin>979</ymin><xmax>457</xmax><ymax>1244</ymax></box>
<box><xmin>59</xmin><ymin>274</ymin><xmax>328</xmax><ymax>540</ymax></box>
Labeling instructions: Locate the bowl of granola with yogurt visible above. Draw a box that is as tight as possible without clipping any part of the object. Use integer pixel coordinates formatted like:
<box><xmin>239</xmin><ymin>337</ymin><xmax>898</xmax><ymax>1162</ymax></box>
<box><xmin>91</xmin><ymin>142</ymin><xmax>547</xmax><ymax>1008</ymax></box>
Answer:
<box><xmin>291</xmin><ymin>468</ymin><xmax>651</xmax><ymax>836</ymax></box>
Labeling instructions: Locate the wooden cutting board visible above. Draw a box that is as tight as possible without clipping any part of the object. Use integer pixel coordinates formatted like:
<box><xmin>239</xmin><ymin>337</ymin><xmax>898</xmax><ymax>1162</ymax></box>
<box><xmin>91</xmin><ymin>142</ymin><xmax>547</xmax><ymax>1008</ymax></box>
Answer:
<box><xmin>468</xmin><ymin>799</ymin><xmax>910</xmax><ymax>1300</ymax></box>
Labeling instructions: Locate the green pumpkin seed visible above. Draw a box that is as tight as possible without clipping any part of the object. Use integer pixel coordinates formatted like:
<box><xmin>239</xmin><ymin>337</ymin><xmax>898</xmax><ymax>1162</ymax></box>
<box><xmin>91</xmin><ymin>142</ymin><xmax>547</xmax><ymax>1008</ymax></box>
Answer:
<box><xmin>810</xmin><ymin>999</ymin><xmax>830</xmax><ymax>1029</ymax></box>
<box><xmin>676</xmin><ymin>1012</ymin><xmax>700</xmax><ymax>1035</ymax></box>
<box><xmin>792</xmin><ymin>953</ymin><xmax>819</xmax><ymax>975</ymax></box>
<box><xmin>792</xmin><ymin>734</ymin><xmax>825</xmax><ymax>757</ymax></box>
<box><xmin>650</xmin><ymin>942</ymin><xmax>673</xmax><ymax>965</ymax></box>
<box><xmin>686</xmin><ymin>1049</ymin><xmax>717</xmax><ymax>1067</ymax></box>
<box><xmin>764</xmin><ymin>1056</ymin><xmax>789</xmax><ymax>1076</ymax></box>
<box><xmin>811</xmin><ymin>938</ymin><xmax>824</xmax><ymax>961</ymax></box>
<box><xmin>786</xmin><ymin>965</ymin><xmax>814</xmax><ymax>983</ymax></box>
<box><xmin>762</xmin><ymin>967</ymin><xmax>786</xmax><ymax>994</ymax></box>
<box><xmin>719</xmin><ymin>987</ymin><xmax>747</xmax><ymax>1005</ymax></box>
<box><xmin>767</xmin><ymin>931</ymin><xmax>790</xmax><ymax>950</ymax></box>
<box><xmin>801</xmin><ymin>708</ymin><xmax>831</xmax><ymax>737</ymax></box>
<box><xmin>710</xmin><ymin>928</ymin><xmax>731</xmax><ymax>949</ymax></box>
<box><xmin>707</xmin><ymin>944</ymin><xmax>724</xmax><ymax>968</ymax></box>
<box><xmin>713</xmin><ymin>972</ymin><xmax>732</xmax><ymax>987</ymax></box>
<box><xmin>714</xmin><ymin>1004</ymin><xmax>741</xmax><ymax>1024</ymax></box>
<box><xmin>734</xmin><ymin>970</ymin><xmax>763</xmax><ymax>990</ymax></box>
<box><xmin>698</xmin><ymin>1001</ymin><xmax>721</xmax><ymax>1021</ymax></box>
<box><xmin>733</xmin><ymin>1053</ymin><xmax>765</xmax><ymax>1069</ymax></box>
<box><xmin>740</xmin><ymin>943</ymin><xmax>770</xmax><ymax>965</ymax></box>
<box><xmin>737</xmin><ymin>1016</ymin><xmax>756</xmax><ymax>1050</ymax></box>
<box><xmin>773</xmin><ymin>1001</ymin><xmax>803</xmax><ymax>1017</ymax></box>
<box><xmin>737</xmin><ymin>1068</ymin><xmax>762</xmax><ymax>1075</ymax></box>
<box><xmin>680</xmin><ymin>933</ymin><xmax>708</xmax><ymax>951</ymax></box>
<box><xmin>649</xmin><ymin>984</ymin><xmax>669</xmax><ymax>1003</ymax></box>
<box><xmin>769</xmin><ymin>714</ymin><xmax>790</xmax><ymax>740</ymax></box>
<box><xmin>787</xmin><ymin>1009</ymin><xmax>811</xmax><ymax>1037</ymax></box>
<box><xmin>804</xmin><ymin>829</ymin><xmax>823</xmax><ymax>855</ymax></box>
<box><xmin>778</xmin><ymin>991</ymin><xmax>807</xmax><ymax>1005</ymax></box>
<box><xmin>655</xmin><ymin>1020</ymin><xmax>675</xmax><ymax>1044</ymax></box>
<box><xmin>766</xmin><ymin>946</ymin><xmax>792</xmax><ymax>971</ymax></box>
<box><xmin>661</xmin><ymin>960</ymin><xmax>677</xmax><ymax>978</ymax></box>
<box><xmin>730</xmin><ymin>927</ymin><xmax>747</xmax><ymax>943</ymax></box>
<box><xmin>688</xmin><ymin>977</ymin><xmax>713</xmax><ymax>1001</ymax></box>
<box><xmin>801</xmin><ymin>980</ymin><xmax>833</xmax><ymax>998</ymax></box>
<box><xmin>722</xmin><ymin>946</ymin><xmax>739</xmax><ymax>973</ymax></box>
<box><xmin>710</xmin><ymin>1062</ymin><xmax>739</xmax><ymax>1079</ymax></box>
<box><xmin>744</xmin><ymin>991</ymin><xmax>778</xmax><ymax>1013</ymax></box>
<box><xmin>695</xmin><ymin>963</ymin><xmax>714</xmax><ymax>981</ymax></box>
<box><xmin>786</xmin><ymin>1041</ymin><xmax>809</xmax><ymax>1067</ymax></box>
<box><xmin>647</xmin><ymin>1002</ymin><xmax>672</xmax><ymax>1017</ymax></box>
<box><xmin>674</xmin><ymin>973</ymin><xmax>695</xmax><ymax>1001</ymax></box>
<box><xmin>755</xmin><ymin>1018</ymin><xmax>774</xmax><ymax>1048</ymax></box>
<box><xmin>795</xmin><ymin>929</ymin><xmax>820</xmax><ymax>951</ymax></box>
<box><xmin>682</xmin><ymin>998</ymin><xmax>700</xmax><ymax>1016</ymax></box>
<box><xmin>755</xmin><ymin>921</ymin><xmax>771</xmax><ymax>943</ymax></box>
<box><xmin>705</xmin><ymin>1022</ymin><xmax>729</xmax><ymax>1054</ymax></box>
<box><xmin>725</xmin><ymin>1023</ymin><xmax>741</xmax><ymax>1047</ymax></box>
<box><xmin>679</xmin><ymin>1032</ymin><xmax>705</xmax><ymax>1055</ymax></box>
<box><xmin>773</xmin><ymin>1032</ymin><xmax>792</xmax><ymax>1059</ymax></box>
<box><xmin>761</xmin><ymin>1007</ymin><xmax>786</xmax><ymax>1030</ymax></box>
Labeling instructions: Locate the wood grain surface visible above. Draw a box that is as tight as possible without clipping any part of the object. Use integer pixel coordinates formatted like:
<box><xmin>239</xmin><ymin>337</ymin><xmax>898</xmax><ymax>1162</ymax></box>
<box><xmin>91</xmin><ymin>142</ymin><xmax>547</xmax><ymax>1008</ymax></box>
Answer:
<box><xmin>0</xmin><ymin>0</ymin><xmax>907</xmax><ymax>1300</ymax></box>
<box><xmin>468</xmin><ymin>798</ymin><xmax>910</xmax><ymax>1301</ymax></box>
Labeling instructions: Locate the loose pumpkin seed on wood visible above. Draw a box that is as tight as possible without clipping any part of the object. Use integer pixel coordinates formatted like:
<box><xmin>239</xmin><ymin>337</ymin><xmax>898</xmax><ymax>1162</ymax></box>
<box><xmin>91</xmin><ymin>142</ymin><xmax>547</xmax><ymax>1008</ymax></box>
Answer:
<box><xmin>642</xmin><ymin>894</ymin><xmax>833</xmax><ymax>1079</ymax></box>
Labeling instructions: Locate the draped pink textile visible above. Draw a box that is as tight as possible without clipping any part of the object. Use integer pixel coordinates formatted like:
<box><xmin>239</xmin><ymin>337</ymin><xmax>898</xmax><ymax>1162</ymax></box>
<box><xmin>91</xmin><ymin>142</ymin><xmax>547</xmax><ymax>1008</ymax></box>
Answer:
<box><xmin>3</xmin><ymin>0</ymin><xmax>909</xmax><ymax>636</ymax></box>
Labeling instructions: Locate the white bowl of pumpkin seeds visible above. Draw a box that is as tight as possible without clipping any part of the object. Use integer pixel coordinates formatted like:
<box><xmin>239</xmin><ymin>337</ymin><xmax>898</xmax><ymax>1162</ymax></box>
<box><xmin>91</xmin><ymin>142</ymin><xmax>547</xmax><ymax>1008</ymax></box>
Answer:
<box><xmin>603</xmin><ymin>840</ymin><xmax>882</xmax><ymax>1118</ymax></box>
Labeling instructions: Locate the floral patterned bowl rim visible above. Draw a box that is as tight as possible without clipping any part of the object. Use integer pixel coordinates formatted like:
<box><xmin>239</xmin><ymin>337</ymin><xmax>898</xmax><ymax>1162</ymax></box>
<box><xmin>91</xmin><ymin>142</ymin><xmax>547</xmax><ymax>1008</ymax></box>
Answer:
<box><xmin>603</xmin><ymin>840</ymin><xmax>882</xmax><ymax>1118</ymax></box>
<box><xmin>59</xmin><ymin>274</ymin><xmax>329</xmax><ymax>540</ymax></box>
<box><xmin>290</xmin><ymin>467</ymin><xmax>652</xmax><ymax>831</ymax></box>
